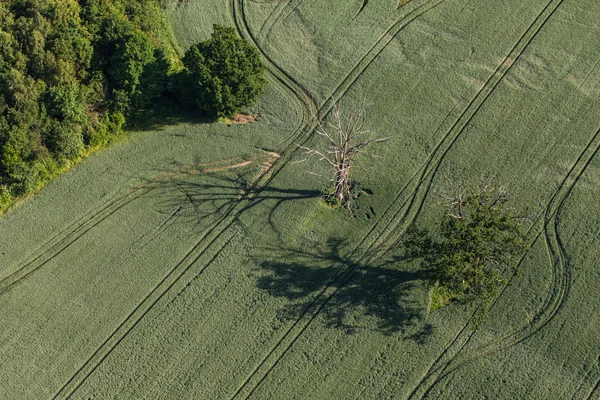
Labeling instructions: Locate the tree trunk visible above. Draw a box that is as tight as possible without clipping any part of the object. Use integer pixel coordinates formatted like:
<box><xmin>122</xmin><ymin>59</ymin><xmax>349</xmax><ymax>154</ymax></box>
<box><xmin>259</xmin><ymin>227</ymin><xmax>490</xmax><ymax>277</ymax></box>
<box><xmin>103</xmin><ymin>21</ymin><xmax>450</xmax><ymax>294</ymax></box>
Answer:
<box><xmin>334</xmin><ymin>165</ymin><xmax>349</xmax><ymax>206</ymax></box>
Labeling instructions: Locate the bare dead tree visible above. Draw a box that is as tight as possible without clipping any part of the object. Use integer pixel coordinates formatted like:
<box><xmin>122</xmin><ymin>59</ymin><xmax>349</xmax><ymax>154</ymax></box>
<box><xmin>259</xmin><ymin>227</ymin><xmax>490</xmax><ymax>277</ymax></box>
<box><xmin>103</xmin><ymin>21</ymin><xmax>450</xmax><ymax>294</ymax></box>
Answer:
<box><xmin>297</xmin><ymin>101</ymin><xmax>389</xmax><ymax>210</ymax></box>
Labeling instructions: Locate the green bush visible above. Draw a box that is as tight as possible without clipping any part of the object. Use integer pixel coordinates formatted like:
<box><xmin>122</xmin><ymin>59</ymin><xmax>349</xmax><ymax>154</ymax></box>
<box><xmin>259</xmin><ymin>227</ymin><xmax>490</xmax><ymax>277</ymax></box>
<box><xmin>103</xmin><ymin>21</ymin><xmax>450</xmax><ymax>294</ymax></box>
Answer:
<box><xmin>46</xmin><ymin>84</ymin><xmax>87</xmax><ymax>124</ymax></box>
<box><xmin>46</xmin><ymin>120</ymin><xmax>85</xmax><ymax>160</ymax></box>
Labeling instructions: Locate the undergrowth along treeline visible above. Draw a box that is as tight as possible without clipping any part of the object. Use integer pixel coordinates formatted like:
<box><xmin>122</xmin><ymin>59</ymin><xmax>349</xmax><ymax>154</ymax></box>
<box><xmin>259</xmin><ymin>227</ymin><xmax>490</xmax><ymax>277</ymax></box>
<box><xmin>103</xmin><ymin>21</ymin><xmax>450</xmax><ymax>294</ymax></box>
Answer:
<box><xmin>0</xmin><ymin>0</ymin><xmax>266</xmax><ymax>212</ymax></box>
<box><xmin>0</xmin><ymin>0</ymin><xmax>175</xmax><ymax>210</ymax></box>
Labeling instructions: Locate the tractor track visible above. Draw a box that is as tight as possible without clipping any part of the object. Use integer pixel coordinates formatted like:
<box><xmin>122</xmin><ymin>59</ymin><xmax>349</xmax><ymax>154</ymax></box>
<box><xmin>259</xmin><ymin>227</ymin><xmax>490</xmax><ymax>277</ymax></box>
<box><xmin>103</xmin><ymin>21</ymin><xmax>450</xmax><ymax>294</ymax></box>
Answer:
<box><xmin>0</xmin><ymin>188</ymin><xmax>153</xmax><ymax>297</ymax></box>
<box><xmin>54</xmin><ymin>151</ymin><xmax>289</xmax><ymax>399</ymax></box>
<box><xmin>408</xmin><ymin>27</ymin><xmax>600</xmax><ymax>400</ymax></box>
<box><xmin>586</xmin><ymin>379</ymin><xmax>600</xmax><ymax>400</ymax></box>
<box><xmin>54</xmin><ymin>0</ymin><xmax>321</xmax><ymax>395</ymax></box>
<box><xmin>376</xmin><ymin>0</ymin><xmax>567</xmax><ymax>253</ymax></box>
<box><xmin>0</xmin><ymin>156</ymin><xmax>265</xmax><ymax>297</ymax></box>
<box><xmin>229</xmin><ymin>0</ymin><xmax>474</xmax><ymax>398</ymax></box>
<box><xmin>53</xmin><ymin>227</ymin><xmax>239</xmax><ymax>399</ymax></box>
<box><xmin>257</xmin><ymin>0</ymin><xmax>302</xmax><ymax>42</ymax></box>
<box><xmin>397</xmin><ymin>1</ymin><xmax>571</xmax><ymax>396</ymax></box>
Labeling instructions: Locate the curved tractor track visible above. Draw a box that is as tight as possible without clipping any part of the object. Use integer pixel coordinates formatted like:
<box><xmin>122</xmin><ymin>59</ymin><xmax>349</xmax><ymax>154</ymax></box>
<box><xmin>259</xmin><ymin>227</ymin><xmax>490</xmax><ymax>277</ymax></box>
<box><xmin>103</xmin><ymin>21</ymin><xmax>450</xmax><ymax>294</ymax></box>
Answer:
<box><xmin>53</xmin><ymin>0</ymin><xmax>324</xmax><ymax>396</ymax></box>
<box><xmin>257</xmin><ymin>0</ymin><xmax>302</xmax><ymax>41</ymax></box>
<box><xmin>405</xmin><ymin>5</ymin><xmax>600</xmax><ymax>399</ymax></box>
<box><xmin>228</xmin><ymin>0</ymin><xmax>475</xmax><ymax>398</ymax></box>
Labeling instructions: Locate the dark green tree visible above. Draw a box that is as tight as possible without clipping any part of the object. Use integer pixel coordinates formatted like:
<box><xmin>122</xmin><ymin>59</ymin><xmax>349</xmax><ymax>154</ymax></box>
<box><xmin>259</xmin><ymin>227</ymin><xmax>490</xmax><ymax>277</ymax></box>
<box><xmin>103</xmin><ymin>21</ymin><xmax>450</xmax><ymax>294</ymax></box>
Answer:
<box><xmin>181</xmin><ymin>24</ymin><xmax>267</xmax><ymax>119</ymax></box>
<box><xmin>0</xmin><ymin>0</ymin><xmax>175</xmax><ymax>211</ymax></box>
<box><xmin>404</xmin><ymin>184</ymin><xmax>527</xmax><ymax>321</ymax></box>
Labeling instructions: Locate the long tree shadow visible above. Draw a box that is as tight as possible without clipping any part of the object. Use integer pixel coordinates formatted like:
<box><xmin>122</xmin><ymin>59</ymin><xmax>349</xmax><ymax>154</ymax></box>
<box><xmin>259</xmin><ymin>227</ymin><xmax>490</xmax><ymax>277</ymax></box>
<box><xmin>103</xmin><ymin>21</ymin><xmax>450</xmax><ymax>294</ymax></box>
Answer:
<box><xmin>126</xmin><ymin>96</ymin><xmax>212</xmax><ymax>132</ymax></box>
<box><xmin>146</xmin><ymin>168</ymin><xmax>322</xmax><ymax>238</ymax></box>
<box><xmin>253</xmin><ymin>237</ymin><xmax>434</xmax><ymax>340</ymax></box>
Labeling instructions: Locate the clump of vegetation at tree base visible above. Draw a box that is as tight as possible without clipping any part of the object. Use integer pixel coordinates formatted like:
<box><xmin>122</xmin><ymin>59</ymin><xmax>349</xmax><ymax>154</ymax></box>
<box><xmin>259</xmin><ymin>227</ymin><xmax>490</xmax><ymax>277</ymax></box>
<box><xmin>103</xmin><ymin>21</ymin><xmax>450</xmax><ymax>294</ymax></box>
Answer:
<box><xmin>176</xmin><ymin>24</ymin><xmax>268</xmax><ymax>119</ymax></box>
<box><xmin>0</xmin><ymin>1</ymin><xmax>266</xmax><ymax>212</ymax></box>
<box><xmin>404</xmin><ymin>183</ymin><xmax>527</xmax><ymax>322</ymax></box>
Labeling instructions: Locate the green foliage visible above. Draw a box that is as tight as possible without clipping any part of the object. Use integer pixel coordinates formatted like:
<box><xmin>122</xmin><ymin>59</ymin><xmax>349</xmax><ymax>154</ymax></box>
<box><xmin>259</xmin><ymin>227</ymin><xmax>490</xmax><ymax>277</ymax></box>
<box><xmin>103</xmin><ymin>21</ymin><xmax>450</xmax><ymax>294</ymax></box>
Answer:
<box><xmin>45</xmin><ymin>119</ymin><xmax>84</xmax><ymax>160</ymax></box>
<box><xmin>45</xmin><ymin>83</ymin><xmax>86</xmax><ymax>124</ymax></box>
<box><xmin>94</xmin><ymin>16</ymin><xmax>157</xmax><ymax>113</ymax></box>
<box><xmin>429</xmin><ymin>283</ymin><xmax>458</xmax><ymax>312</ymax></box>
<box><xmin>404</xmin><ymin>185</ymin><xmax>527</xmax><ymax>321</ymax></box>
<box><xmin>0</xmin><ymin>0</ymin><xmax>174</xmax><ymax>210</ymax></box>
<box><xmin>180</xmin><ymin>24</ymin><xmax>267</xmax><ymax>119</ymax></box>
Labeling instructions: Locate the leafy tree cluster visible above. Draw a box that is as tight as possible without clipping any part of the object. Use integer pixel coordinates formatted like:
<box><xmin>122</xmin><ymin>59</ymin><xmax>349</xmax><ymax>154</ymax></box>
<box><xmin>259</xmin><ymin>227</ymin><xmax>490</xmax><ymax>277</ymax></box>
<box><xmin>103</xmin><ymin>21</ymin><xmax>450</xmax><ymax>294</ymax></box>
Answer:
<box><xmin>0</xmin><ymin>0</ymin><xmax>174</xmax><ymax>210</ymax></box>
<box><xmin>404</xmin><ymin>184</ymin><xmax>527</xmax><ymax>322</ymax></box>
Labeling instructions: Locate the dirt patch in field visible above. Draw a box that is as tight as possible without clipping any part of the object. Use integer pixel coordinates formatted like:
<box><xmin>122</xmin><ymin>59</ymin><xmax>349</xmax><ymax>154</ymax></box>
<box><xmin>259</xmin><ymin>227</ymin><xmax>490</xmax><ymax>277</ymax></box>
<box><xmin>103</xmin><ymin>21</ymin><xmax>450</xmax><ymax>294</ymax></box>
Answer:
<box><xmin>228</xmin><ymin>113</ymin><xmax>259</xmax><ymax>125</ymax></box>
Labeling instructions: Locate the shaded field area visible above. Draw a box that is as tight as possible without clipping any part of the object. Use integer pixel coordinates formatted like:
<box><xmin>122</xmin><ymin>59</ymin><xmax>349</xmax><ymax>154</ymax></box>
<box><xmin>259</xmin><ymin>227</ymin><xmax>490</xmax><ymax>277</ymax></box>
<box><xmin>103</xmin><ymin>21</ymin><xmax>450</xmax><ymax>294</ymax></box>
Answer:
<box><xmin>1</xmin><ymin>0</ymin><xmax>600</xmax><ymax>398</ymax></box>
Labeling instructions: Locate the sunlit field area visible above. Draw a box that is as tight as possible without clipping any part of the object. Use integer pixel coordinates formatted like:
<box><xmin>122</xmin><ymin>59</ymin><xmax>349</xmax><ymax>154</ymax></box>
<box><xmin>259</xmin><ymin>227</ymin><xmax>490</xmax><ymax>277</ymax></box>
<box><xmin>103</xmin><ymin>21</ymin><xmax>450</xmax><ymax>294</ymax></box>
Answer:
<box><xmin>2</xmin><ymin>0</ymin><xmax>600</xmax><ymax>398</ymax></box>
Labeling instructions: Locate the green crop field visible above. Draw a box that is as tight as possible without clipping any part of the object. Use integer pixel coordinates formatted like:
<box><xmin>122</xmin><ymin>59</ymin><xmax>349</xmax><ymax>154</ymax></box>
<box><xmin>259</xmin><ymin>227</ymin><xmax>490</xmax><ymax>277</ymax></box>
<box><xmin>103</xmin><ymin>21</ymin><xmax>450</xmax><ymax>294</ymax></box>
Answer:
<box><xmin>1</xmin><ymin>0</ymin><xmax>600</xmax><ymax>398</ymax></box>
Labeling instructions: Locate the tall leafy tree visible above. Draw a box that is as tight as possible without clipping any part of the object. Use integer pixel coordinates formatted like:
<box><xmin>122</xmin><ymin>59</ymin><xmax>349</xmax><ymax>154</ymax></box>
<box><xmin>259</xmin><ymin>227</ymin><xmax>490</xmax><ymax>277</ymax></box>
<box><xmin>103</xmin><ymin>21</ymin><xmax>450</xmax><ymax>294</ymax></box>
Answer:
<box><xmin>181</xmin><ymin>24</ymin><xmax>267</xmax><ymax>119</ymax></box>
<box><xmin>404</xmin><ymin>184</ymin><xmax>527</xmax><ymax>322</ymax></box>
<box><xmin>0</xmin><ymin>0</ymin><xmax>173</xmax><ymax>210</ymax></box>
<box><xmin>94</xmin><ymin>16</ymin><xmax>156</xmax><ymax>113</ymax></box>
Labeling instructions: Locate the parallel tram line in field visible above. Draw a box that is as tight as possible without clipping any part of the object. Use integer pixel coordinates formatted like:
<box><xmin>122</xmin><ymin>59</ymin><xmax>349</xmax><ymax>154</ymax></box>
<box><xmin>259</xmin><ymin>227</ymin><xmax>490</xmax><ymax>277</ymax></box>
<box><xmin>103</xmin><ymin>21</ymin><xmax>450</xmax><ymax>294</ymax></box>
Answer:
<box><xmin>48</xmin><ymin>0</ymin><xmax>567</xmax><ymax>397</ymax></box>
<box><xmin>54</xmin><ymin>1</ymin><xmax>322</xmax><ymax>394</ymax></box>
<box><xmin>53</xmin><ymin>151</ymin><xmax>286</xmax><ymax>399</ymax></box>
<box><xmin>0</xmin><ymin>188</ymin><xmax>153</xmax><ymax>297</ymax></box>
<box><xmin>53</xmin><ymin>227</ymin><xmax>240</xmax><ymax>399</ymax></box>
<box><xmin>231</xmin><ymin>0</ymin><xmax>563</xmax><ymax>396</ymax></box>
<box><xmin>53</xmin><ymin>154</ymin><xmax>292</xmax><ymax>399</ymax></box>
<box><xmin>375</xmin><ymin>0</ymin><xmax>566</xmax><ymax>252</ymax></box>
<box><xmin>407</xmin><ymin>52</ymin><xmax>600</xmax><ymax>398</ymax></box>
<box><xmin>0</xmin><ymin>156</ymin><xmax>267</xmax><ymax>297</ymax></box>
<box><xmin>236</xmin><ymin>0</ymin><xmax>570</xmax><ymax>393</ymax></box>
<box><xmin>408</xmin><ymin>34</ymin><xmax>600</xmax><ymax>399</ymax></box>
<box><xmin>229</xmin><ymin>0</ymin><xmax>475</xmax><ymax>397</ymax></box>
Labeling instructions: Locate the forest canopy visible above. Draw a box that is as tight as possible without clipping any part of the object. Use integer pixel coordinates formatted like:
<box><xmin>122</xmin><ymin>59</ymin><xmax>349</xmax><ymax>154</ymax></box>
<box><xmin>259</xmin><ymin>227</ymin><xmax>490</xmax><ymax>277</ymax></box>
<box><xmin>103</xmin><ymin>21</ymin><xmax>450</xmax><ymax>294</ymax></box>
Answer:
<box><xmin>0</xmin><ymin>0</ymin><xmax>175</xmax><ymax>209</ymax></box>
